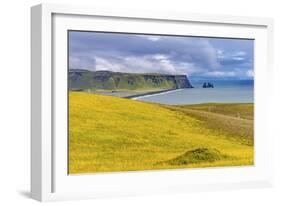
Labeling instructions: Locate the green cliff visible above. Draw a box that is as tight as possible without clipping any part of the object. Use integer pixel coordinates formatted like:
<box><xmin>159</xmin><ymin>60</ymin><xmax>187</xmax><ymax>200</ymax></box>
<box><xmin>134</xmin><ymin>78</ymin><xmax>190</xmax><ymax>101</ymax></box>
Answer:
<box><xmin>69</xmin><ymin>70</ymin><xmax>193</xmax><ymax>91</ymax></box>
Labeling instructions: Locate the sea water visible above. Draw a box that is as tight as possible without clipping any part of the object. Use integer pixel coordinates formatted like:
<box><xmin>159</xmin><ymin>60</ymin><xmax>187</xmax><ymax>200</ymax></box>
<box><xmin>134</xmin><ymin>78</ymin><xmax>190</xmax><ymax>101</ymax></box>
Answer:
<box><xmin>135</xmin><ymin>80</ymin><xmax>254</xmax><ymax>105</ymax></box>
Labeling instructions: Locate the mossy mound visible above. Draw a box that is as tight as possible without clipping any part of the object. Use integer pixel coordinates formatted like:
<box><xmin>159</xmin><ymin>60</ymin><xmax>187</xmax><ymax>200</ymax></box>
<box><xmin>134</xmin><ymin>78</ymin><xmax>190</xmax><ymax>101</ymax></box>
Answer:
<box><xmin>163</xmin><ymin>148</ymin><xmax>226</xmax><ymax>165</ymax></box>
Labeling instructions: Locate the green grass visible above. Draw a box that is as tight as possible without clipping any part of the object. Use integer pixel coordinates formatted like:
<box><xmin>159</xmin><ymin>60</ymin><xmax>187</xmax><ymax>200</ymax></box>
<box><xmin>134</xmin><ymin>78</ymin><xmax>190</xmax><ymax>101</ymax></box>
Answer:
<box><xmin>69</xmin><ymin>92</ymin><xmax>254</xmax><ymax>174</ymax></box>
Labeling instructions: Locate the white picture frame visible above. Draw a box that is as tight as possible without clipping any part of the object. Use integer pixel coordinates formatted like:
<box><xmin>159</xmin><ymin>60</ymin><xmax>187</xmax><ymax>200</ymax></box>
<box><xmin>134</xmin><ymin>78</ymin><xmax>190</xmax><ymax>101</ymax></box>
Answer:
<box><xmin>31</xmin><ymin>3</ymin><xmax>274</xmax><ymax>202</ymax></box>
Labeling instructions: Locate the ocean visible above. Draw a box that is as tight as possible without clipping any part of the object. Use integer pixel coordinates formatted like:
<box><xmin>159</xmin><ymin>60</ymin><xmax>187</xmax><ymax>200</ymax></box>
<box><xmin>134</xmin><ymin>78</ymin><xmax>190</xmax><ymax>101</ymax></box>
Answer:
<box><xmin>133</xmin><ymin>80</ymin><xmax>254</xmax><ymax>105</ymax></box>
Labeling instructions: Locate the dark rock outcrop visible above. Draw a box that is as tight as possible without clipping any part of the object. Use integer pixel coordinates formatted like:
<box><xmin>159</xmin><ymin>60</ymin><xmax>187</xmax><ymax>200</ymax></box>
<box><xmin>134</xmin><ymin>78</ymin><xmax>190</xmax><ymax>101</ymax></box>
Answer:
<box><xmin>203</xmin><ymin>82</ymin><xmax>214</xmax><ymax>88</ymax></box>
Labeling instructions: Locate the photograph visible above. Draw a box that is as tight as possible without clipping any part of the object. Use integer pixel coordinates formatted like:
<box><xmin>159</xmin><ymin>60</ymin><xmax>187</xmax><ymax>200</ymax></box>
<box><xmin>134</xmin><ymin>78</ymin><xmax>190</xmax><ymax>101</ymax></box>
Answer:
<box><xmin>68</xmin><ymin>31</ymin><xmax>254</xmax><ymax>174</ymax></box>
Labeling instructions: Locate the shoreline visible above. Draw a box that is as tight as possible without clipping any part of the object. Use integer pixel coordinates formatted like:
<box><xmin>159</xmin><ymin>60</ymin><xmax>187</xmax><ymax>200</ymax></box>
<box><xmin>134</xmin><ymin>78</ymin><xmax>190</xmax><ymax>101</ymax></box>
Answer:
<box><xmin>125</xmin><ymin>88</ymin><xmax>185</xmax><ymax>99</ymax></box>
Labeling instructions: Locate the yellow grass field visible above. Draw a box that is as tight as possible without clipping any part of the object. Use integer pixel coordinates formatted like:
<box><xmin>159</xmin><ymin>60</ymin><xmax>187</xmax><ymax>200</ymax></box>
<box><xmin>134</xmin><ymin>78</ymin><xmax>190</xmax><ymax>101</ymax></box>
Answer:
<box><xmin>69</xmin><ymin>92</ymin><xmax>254</xmax><ymax>174</ymax></box>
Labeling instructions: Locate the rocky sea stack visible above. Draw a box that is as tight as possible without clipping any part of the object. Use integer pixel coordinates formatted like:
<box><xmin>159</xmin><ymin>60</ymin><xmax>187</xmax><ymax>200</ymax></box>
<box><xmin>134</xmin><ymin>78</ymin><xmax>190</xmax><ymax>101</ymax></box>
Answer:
<box><xmin>203</xmin><ymin>82</ymin><xmax>214</xmax><ymax>88</ymax></box>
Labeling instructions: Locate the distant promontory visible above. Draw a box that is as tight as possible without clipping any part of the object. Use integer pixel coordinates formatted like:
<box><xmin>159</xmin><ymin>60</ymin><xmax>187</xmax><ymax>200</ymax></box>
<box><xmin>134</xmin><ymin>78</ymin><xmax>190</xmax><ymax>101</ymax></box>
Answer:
<box><xmin>69</xmin><ymin>69</ymin><xmax>193</xmax><ymax>91</ymax></box>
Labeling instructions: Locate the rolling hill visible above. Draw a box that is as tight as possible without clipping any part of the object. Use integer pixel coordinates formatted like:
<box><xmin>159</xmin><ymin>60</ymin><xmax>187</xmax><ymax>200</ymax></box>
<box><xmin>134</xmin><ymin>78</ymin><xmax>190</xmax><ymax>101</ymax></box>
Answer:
<box><xmin>69</xmin><ymin>92</ymin><xmax>254</xmax><ymax>174</ymax></box>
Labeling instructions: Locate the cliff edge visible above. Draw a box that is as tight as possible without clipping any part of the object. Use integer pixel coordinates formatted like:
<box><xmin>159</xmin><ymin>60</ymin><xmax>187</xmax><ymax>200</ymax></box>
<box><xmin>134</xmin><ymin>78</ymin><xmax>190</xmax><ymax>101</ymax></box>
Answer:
<box><xmin>69</xmin><ymin>70</ymin><xmax>193</xmax><ymax>91</ymax></box>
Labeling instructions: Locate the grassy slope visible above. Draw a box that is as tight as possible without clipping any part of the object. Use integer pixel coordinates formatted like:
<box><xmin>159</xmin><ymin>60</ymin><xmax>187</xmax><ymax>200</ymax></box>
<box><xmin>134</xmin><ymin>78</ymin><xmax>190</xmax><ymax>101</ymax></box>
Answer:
<box><xmin>69</xmin><ymin>92</ymin><xmax>254</xmax><ymax>174</ymax></box>
<box><xmin>164</xmin><ymin>103</ymin><xmax>254</xmax><ymax>145</ymax></box>
<box><xmin>178</xmin><ymin>103</ymin><xmax>253</xmax><ymax>120</ymax></box>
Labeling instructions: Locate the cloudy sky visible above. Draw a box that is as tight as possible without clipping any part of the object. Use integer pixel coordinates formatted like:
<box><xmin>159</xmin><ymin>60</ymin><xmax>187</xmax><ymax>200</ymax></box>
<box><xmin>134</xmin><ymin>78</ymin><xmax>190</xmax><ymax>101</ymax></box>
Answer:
<box><xmin>69</xmin><ymin>31</ymin><xmax>254</xmax><ymax>79</ymax></box>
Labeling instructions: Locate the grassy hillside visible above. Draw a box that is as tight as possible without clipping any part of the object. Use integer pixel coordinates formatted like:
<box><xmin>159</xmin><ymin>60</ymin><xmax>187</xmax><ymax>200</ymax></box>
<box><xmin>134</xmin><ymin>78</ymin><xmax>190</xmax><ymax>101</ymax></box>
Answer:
<box><xmin>69</xmin><ymin>92</ymin><xmax>254</xmax><ymax>174</ymax></box>
<box><xmin>69</xmin><ymin>70</ymin><xmax>192</xmax><ymax>91</ymax></box>
<box><xmin>164</xmin><ymin>103</ymin><xmax>254</xmax><ymax>145</ymax></box>
<box><xmin>178</xmin><ymin>103</ymin><xmax>253</xmax><ymax>120</ymax></box>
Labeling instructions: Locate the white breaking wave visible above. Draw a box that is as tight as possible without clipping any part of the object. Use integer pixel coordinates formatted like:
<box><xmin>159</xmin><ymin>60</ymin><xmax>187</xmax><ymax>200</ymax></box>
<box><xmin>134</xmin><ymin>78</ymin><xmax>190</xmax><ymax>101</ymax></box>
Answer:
<box><xmin>132</xmin><ymin>89</ymin><xmax>185</xmax><ymax>100</ymax></box>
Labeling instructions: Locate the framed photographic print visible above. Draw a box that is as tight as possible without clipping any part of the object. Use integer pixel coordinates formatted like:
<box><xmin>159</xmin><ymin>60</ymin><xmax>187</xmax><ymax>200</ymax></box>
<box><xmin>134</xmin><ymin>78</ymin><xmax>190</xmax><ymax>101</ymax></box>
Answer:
<box><xmin>31</xmin><ymin>3</ymin><xmax>274</xmax><ymax>201</ymax></box>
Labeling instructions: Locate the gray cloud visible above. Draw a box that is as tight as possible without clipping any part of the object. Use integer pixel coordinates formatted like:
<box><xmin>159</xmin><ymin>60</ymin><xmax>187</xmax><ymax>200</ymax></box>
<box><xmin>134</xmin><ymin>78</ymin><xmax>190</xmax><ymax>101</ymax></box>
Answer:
<box><xmin>69</xmin><ymin>31</ymin><xmax>254</xmax><ymax>78</ymax></box>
